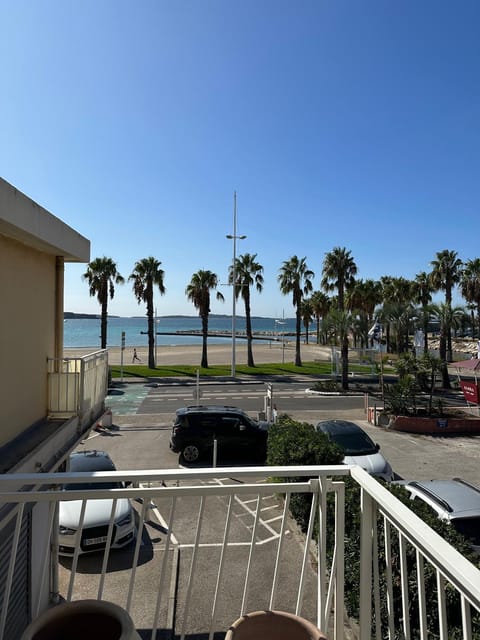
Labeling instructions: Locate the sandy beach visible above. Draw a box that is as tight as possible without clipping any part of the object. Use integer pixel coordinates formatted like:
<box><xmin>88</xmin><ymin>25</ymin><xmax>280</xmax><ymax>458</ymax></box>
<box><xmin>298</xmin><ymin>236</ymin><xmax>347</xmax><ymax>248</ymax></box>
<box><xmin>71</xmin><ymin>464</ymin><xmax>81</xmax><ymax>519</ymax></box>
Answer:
<box><xmin>64</xmin><ymin>341</ymin><xmax>332</xmax><ymax>366</ymax></box>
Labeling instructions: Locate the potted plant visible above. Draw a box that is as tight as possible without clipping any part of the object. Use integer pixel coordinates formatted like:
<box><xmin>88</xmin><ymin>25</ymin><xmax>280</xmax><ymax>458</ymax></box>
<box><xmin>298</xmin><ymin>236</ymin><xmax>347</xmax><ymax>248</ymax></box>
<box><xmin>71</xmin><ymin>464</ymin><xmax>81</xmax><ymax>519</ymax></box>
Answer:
<box><xmin>20</xmin><ymin>599</ymin><xmax>141</xmax><ymax>640</ymax></box>
<box><xmin>225</xmin><ymin>610</ymin><xmax>328</xmax><ymax>640</ymax></box>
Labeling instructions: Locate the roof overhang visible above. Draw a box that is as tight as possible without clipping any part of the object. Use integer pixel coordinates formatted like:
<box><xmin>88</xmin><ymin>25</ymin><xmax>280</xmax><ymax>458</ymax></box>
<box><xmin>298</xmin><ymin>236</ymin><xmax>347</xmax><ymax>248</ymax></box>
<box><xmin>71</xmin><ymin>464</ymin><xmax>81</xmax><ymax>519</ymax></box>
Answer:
<box><xmin>0</xmin><ymin>177</ymin><xmax>90</xmax><ymax>263</ymax></box>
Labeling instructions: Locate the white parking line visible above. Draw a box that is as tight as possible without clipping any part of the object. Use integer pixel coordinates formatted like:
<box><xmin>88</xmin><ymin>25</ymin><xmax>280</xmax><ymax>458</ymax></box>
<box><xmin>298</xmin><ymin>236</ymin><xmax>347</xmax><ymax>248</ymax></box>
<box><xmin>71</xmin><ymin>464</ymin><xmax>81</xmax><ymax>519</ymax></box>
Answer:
<box><xmin>263</xmin><ymin>515</ymin><xmax>283</xmax><ymax>524</ymax></box>
<box><xmin>211</xmin><ymin>478</ymin><xmax>284</xmax><ymax>540</ymax></box>
<box><xmin>139</xmin><ymin>485</ymin><xmax>179</xmax><ymax>546</ymax></box>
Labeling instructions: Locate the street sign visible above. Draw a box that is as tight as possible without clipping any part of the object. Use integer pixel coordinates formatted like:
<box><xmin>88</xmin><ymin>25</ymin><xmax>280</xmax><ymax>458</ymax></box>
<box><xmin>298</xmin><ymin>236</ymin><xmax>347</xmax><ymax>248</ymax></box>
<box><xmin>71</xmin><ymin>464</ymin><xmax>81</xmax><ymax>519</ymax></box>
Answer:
<box><xmin>121</xmin><ymin>331</ymin><xmax>126</xmax><ymax>350</ymax></box>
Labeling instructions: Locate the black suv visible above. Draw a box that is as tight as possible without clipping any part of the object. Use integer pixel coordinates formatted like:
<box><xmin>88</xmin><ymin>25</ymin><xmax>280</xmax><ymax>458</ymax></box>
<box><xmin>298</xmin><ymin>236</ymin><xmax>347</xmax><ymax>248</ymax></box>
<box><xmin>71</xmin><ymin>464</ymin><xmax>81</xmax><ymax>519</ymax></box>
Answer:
<box><xmin>170</xmin><ymin>405</ymin><xmax>270</xmax><ymax>463</ymax></box>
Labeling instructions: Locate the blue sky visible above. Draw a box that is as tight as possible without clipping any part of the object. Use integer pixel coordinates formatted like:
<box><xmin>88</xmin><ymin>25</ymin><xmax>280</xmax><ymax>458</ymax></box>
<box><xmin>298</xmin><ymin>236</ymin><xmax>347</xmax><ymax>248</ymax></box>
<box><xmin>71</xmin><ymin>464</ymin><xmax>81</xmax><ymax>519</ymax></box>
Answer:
<box><xmin>1</xmin><ymin>0</ymin><xmax>479</xmax><ymax>317</ymax></box>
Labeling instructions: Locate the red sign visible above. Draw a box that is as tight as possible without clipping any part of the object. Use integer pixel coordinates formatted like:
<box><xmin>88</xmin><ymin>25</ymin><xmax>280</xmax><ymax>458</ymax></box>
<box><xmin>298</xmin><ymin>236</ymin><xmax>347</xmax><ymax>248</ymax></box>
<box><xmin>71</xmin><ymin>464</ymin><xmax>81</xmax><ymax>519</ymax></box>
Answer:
<box><xmin>460</xmin><ymin>381</ymin><xmax>480</xmax><ymax>404</ymax></box>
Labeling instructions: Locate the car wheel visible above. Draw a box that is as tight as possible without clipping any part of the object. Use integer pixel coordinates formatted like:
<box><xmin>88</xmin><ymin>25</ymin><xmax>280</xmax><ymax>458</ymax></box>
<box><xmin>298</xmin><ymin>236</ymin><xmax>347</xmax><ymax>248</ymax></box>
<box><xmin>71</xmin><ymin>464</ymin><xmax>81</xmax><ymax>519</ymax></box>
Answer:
<box><xmin>181</xmin><ymin>444</ymin><xmax>201</xmax><ymax>463</ymax></box>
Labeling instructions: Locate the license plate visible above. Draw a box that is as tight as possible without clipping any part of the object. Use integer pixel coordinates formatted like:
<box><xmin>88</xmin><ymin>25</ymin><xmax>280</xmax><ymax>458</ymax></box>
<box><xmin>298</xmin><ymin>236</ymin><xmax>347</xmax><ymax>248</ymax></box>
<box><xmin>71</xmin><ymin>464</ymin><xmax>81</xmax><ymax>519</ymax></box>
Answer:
<box><xmin>84</xmin><ymin>535</ymin><xmax>108</xmax><ymax>546</ymax></box>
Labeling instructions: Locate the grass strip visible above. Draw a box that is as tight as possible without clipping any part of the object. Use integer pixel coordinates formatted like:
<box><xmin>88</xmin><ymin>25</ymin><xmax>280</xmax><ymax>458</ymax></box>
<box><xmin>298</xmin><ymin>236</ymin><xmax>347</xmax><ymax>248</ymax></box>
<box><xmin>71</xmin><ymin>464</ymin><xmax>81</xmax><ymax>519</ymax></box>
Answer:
<box><xmin>110</xmin><ymin>361</ymin><xmax>380</xmax><ymax>378</ymax></box>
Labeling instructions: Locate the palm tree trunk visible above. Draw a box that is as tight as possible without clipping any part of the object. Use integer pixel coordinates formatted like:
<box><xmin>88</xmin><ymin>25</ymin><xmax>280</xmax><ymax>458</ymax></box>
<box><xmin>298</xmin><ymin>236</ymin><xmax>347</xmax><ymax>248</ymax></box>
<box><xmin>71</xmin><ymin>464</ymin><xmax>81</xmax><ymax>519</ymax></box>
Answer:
<box><xmin>316</xmin><ymin>316</ymin><xmax>320</xmax><ymax>344</ymax></box>
<box><xmin>386</xmin><ymin>324</ymin><xmax>391</xmax><ymax>353</ymax></box>
<box><xmin>446</xmin><ymin>324</ymin><xmax>453</xmax><ymax>362</ymax></box>
<box><xmin>101</xmin><ymin>298</ymin><xmax>108</xmax><ymax>350</ymax></box>
<box><xmin>201</xmin><ymin>314</ymin><xmax>208</xmax><ymax>368</ymax></box>
<box><xmin>341</xmin><ymin>334</ymin><xmax>349</xmax><ymax>390</ymax></box>
<box><xmin>439</xmin><ymin>332</ymin><xmax>451</xmax><ymax>389</ymax></box>
<box><xmin>245</xmin><ymin>295</ymin><xmax>254</xmax><ymax>367</ymax></box>
<box><xmin>423</xmin><ymin>308</ymin><xmax>429</xmax><ymax>355</ymax></box>
<box><xmin>146</xmin><ymin>288</ymin><xmax>155</xmax><ymax>369</ymax></box>
<box><xmin>295</xmin><ymin>309</ymin><xmax>302</xmax><ymax>366</ymax></box>
<box><xmin>446</xmin><ymin>288</ymin><xmax>453</xmax><ymax>361</ymax></box>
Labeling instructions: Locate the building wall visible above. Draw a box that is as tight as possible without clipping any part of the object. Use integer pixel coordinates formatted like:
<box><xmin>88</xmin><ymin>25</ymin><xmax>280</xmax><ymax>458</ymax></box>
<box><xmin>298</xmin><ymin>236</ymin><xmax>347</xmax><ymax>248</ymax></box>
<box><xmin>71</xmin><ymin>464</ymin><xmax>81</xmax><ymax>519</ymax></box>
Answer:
<box><xmin>0</xmin><ymin>234</ymin><xmax>56</xmax><ymax>448</ymax></box>
<box><xmin>0</xmin><ymin>179</ymin><xmax>92</xmax><ymax>631</ymax></box>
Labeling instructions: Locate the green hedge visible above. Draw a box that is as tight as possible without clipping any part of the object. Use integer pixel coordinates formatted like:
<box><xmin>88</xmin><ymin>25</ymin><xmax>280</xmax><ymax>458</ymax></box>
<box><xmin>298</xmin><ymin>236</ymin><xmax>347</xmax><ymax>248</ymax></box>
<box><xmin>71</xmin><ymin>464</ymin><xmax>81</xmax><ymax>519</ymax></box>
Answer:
<box><xmin>266</xmin><ymin>414</ymin><xmax>343</xmax><ymax>468</ymax></box>
<box><xmin>266</xmin><ymin>414</ymin><xmax>343</xmax><ymax>534</ymax></box>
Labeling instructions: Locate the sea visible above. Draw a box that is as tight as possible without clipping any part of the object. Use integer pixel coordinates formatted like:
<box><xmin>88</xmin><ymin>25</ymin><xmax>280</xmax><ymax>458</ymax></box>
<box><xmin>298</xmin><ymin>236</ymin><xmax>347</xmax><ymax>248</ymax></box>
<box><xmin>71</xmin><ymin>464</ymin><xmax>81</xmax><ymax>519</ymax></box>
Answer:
<box><xmin>64</xmin><ymin>315</ymin><xmax>299</xmax><ymax>348</ymax></box>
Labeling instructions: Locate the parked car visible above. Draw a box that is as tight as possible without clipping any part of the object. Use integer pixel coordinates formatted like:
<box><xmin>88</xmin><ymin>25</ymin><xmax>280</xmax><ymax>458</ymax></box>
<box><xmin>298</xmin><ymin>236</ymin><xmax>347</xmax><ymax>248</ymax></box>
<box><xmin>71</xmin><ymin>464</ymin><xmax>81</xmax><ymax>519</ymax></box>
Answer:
<box><xmin>58</xmin><ymin>450</ymin><xmax>136</xmax><ymax>556</ymax></box>
<box><xmin>315</xmin><ymin>419</ymin><xmax>394</xmax><ymax>481</ymax></box>
<box><xmin>170</xmin><ymin>405</ymin><xmax>270</xmax><ymax>463</ymax></box>
<box><xmin>401</xmin><ymin>478</ymin><xmax>480</xmax><ymax>553</ymax></box>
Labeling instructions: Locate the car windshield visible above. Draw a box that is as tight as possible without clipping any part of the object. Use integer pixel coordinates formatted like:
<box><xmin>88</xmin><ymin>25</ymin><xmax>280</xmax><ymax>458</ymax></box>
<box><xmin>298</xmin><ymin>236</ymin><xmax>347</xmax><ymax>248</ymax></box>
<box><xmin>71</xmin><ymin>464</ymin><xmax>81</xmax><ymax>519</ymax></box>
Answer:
<box><xmin>329</xmin><ymin>431</ymin><xmax>377</xmax><ymax>456</ymax></box>
<box><xmin>452</xmin><ymin>517</ymin><xmax>480</xmax><ymax>546</ymax></box>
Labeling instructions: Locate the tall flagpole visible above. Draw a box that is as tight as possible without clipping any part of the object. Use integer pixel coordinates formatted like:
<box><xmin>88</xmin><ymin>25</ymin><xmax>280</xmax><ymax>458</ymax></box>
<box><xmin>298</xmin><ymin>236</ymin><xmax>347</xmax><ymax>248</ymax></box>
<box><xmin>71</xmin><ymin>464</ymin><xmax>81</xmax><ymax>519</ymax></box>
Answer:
<box><xmin>226</xmin><ymin>191</ymin><xmax>246</xmax><ymax>377</ymax></box>
<box><xmin>232</xmin><ymin>192</ymin><xmax>237</xmax><ymax>377</ymax></box>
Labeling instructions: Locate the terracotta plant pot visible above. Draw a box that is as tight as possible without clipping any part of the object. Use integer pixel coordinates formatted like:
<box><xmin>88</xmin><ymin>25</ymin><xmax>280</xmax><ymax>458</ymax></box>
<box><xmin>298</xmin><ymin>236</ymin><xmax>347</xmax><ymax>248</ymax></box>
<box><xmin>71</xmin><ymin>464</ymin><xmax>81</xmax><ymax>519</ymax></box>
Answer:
<box><xmin>225</xmin><ymin>610</ymin><xmax>328</xmax><ymax>640</ymax></box>
<box><xmin>20</xmin><ymin>599</ymin><xmax>141</xmax><ymax>640</ymax></box>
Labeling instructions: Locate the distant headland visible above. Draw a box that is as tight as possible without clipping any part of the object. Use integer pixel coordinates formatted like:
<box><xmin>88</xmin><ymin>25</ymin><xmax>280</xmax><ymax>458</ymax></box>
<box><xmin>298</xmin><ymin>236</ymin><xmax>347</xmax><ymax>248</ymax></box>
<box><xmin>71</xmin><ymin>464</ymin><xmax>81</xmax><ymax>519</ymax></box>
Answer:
<box><xmin>64</xmin><ymin>312</ymin><xmax>103</xmax><ymax>319</ymax></box>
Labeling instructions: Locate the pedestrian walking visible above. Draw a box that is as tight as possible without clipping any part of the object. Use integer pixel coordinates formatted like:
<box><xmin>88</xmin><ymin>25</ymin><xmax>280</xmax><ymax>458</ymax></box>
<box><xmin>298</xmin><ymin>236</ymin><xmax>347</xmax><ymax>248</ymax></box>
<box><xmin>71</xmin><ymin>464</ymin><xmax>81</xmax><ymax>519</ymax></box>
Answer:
<box><xmin>132</xmin><ymin>348</ymin><xmax>141</xmax><ymax>363</ymax></box>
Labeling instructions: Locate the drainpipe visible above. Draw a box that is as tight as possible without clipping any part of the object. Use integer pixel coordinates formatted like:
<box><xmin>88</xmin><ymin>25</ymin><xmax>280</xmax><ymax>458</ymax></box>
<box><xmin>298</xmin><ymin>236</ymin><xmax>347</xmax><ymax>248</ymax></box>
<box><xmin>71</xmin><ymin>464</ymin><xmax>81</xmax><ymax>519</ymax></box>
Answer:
<box><xmin>55</xmin><ymin>257</ymin><xmax>64</xmax><ymax>368</ymax></box>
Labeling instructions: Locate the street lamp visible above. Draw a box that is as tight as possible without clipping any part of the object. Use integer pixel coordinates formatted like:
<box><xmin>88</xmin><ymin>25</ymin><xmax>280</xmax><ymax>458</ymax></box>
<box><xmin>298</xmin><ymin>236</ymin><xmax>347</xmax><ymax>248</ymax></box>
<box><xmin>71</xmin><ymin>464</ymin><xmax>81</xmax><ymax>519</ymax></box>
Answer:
<box><xmin>226</xmin><ymin>191</ymin><xmax>246</xmax><ymax>377</ymax></box>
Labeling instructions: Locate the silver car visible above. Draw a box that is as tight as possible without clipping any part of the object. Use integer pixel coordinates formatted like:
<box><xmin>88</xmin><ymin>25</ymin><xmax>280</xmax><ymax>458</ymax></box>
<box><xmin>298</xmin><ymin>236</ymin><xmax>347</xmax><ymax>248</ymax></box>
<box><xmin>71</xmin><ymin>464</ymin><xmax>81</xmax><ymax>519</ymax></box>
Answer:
<box><xmin>59</xmin><ymin>450</ymin><xmax>136</xmax><ymax>556</ymax></box>
<box><xmin>315</xmin><ymin>419</ymin><xmax>394</xmax><ymax>481</ymax></box>
<box><xmin>402</xmin><ymin>478</ymin><xmax>480</xmax><ymax>553</ymax></box>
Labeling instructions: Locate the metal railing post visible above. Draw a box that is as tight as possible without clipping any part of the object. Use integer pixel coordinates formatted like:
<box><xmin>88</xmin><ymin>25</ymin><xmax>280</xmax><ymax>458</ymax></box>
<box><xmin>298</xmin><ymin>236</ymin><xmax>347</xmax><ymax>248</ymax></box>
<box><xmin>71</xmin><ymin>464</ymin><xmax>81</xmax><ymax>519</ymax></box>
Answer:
<box><xmin>359</xmin><ymin>486</ymin><xmax>374</xmax><ymax>640</ymax></box>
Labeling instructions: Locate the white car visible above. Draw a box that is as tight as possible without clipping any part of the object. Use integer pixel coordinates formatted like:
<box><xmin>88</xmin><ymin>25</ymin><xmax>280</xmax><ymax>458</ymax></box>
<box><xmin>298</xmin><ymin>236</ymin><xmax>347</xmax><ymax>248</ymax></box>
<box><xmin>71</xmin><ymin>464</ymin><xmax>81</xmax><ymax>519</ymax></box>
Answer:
<box><xmin>59</xmin><ymin>450</ymin><xmax>136</xmax><ymax>556</ymax></box>
<box><xmin>315</xmin><ymin>419</ymin><xmax>394</xmax><ymax>481</ymax></box>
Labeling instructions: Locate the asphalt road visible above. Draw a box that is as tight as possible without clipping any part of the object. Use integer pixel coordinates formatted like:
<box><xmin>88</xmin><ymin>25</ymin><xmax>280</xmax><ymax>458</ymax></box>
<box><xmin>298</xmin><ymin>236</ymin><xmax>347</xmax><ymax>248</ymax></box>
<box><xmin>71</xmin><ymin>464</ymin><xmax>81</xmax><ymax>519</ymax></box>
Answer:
<box><xmin>108</xmin><ymin>379</ymin><xmax>366</xmax><ymax>420</ymax></box>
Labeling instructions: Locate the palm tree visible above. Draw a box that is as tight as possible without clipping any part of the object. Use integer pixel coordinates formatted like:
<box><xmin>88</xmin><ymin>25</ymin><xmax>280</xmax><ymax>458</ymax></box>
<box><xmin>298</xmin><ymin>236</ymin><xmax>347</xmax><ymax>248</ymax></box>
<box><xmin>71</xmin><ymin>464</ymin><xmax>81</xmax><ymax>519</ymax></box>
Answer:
<box><xmin>310</xmin><ymin>290</ymin><xmax>330</xmax><ymax>344</ymax></box>
<box><xmin>300</xmin><ymin>298</ymin><xmax>314</xmax><ymax>344</ymax></box>
<box><xmin>380</xmin><ymin>302</ymin><xmax>416</xmax><ymax>354</ymax></box>
<box><xmin>129</xmin><ymin>257</ymin><xmax>165</xmax><ymax>368</ymax></box>
<box><xmin>186</xmin><ymin>270</ymin><xmax>224</xmax><ymax>368</ymax></box>
<box><xmin>430</xmin><ymin>250</ymin><xmax>463</xmax><ymax>361</ymax></box>
<box><xmin>229</xmin><ymin>253</ymin><xmax>264</xmax><ymax>367</ymax></box>
<box><xmin>412</xmin><ymin>271</ymin><xmax>434</xmax><ymax>354</ymax></box>
<box><xmin>460</xmin><ymin>258</ymin><xmax>480</xmax><ymax>339</ymax></box>
<box><xmin>430</xmin><ymin>303</ymin><xmax>464</xmax><ymax>388</ymax></box>
<box><xmin>321</xmin><ymin>247</ymin><xmax>357</xmax><ymax>388</ymax></box>
<box><xmin>278</xmin><ymin>256</ymin><xmax>314</xmax><ymax>366</ymax></box>
<box><xmin>82</xmin><ymin>257</ymin><xmax>124</xmax><ymax>349</ymax></box>
<box><xmin>379</xmin><ymin>276</ymin><xmax>415</xmax><ymax>353</ymax></box>
<box><xmin>346</xmin><ymin>278</ymin><xmax>382</xmax><ymax>347</ymax></box>
<box><xmin>324</xmin><ymin>309</ymin><xmax>355</xmax><ymax>390</ymax></box>
<box><xmin>321</xmin><ymin>246</ymin><xmax>357</xmax><ymax>312</ymax></box>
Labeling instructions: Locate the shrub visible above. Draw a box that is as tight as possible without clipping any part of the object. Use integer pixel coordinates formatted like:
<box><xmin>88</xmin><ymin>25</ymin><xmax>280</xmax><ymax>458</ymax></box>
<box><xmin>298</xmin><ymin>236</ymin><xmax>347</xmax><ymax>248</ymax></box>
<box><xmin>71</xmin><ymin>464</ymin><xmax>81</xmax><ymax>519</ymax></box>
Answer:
<box><xmin>267</xmin><ymin>414</ymin><xmax>343</xmax><ymax>469</ymax></box>
<box><xmin>267</xmin><ymin>415</ymin><xmax>343</xmax><ymax>531</ymax></box>
<box><xmin>310</xmin><ymin>380</ymin><xmax>340</xmax><ymax>393</ymax></box>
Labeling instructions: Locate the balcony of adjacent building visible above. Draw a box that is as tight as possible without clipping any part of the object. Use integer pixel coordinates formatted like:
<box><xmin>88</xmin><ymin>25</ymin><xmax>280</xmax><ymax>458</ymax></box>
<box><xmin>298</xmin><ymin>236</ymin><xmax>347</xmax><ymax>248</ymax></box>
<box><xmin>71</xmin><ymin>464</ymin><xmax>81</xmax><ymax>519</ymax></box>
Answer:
<box><xmin>0</xmin><ymin>350</ymin><xmax>109</xmax><ymax>476</ymax></box>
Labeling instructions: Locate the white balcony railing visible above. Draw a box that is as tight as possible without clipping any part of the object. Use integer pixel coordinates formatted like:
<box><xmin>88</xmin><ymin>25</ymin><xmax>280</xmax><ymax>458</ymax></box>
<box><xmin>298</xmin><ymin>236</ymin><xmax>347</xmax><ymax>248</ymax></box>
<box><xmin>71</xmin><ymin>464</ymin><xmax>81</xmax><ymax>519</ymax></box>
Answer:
<box><xmin>47</xmin><ymin>350</ymin><xmax>108</xmax><ymax>423</ymax></box>
<box><xmin>1</xmin><ymin>466</ymin><xmax>480</xmax><ymax>639</ymax></box>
